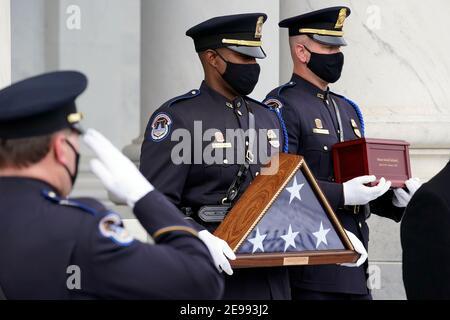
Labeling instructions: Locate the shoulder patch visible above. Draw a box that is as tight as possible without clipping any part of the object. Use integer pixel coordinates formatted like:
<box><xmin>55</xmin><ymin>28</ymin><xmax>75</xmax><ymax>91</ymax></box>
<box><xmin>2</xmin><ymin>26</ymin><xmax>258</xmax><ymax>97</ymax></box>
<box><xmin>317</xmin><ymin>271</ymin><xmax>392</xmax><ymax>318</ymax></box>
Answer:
<box><xmin>263</xmin><ymin>98</ymin><xmax>283</xmax><ymax>110</ymax></box>
<box><xmin>150</xmin><ymin>113</ymin><xmax>172</xmax><ymax>142</ymax></box>
<box><xmin>98</xmin><ymin>213</ymin><xmax>134</xmax><ymax>246</ymax></box>
<box><xmin>166</xmin><ymin>89</ymin><xmax>201</xmax><ymax>108</ymax></box>
<box><xmin>277</xmin><ymin>81</ymin><xmax>296</xmax><ymax>96</ymax></box>
<box><xmin>41</xmin><ymin>190</ymin><xmax>101</xmax><ymax>216</ymax></box>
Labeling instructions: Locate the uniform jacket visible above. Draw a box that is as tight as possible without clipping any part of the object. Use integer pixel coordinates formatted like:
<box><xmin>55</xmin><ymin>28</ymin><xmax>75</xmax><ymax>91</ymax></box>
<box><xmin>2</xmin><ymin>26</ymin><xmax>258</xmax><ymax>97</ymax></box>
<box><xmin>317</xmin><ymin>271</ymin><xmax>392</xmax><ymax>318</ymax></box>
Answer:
<box><xmin>0</xmin><ymin>177</ymin><xmax>223</xmax><ymax>300</ymax></box>
<box><xmin>140</xmin><ymin>81</ymin><xmax>290</xmax><ymax>300</ymax></box>
<box><xmin>266</xmin><ymin>74</ymin><xmax>404</xmax><ymax>295</ymax></box>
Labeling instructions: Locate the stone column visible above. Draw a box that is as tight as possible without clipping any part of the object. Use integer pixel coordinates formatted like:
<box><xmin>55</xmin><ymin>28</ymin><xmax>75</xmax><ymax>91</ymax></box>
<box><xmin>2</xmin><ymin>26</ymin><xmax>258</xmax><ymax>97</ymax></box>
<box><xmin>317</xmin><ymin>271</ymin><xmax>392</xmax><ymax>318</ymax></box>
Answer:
<box><xmin>0</xmin><ymin>0</ymin><xmax>11</xmax><ymax>89</ymax></box>
<box><xmin>281</xmin><ymin>0</ymin><xmax>450</xmax><ymax>300</ymax></box>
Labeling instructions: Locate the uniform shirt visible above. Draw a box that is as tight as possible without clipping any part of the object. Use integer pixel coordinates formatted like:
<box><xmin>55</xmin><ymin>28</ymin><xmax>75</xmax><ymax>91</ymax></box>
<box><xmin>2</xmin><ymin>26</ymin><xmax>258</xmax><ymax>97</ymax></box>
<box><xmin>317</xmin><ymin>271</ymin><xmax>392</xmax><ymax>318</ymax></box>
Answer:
<box><xmin>140</xmin><ymin>81</ymin><xmax>290</xmax><ymax>300</ymax></box>
<box><xmin>266</xmin><ymin>74</ymin><xmax>404</xmax><ymax>295</ymax></box>
<box><xmin>140</xmin><ymin>81</ymin><xmax>282</xmax><ymax>222</ymax></box>
<box><xmin>0</xmin><ymin>177</ymin><xmax>223</xmax><ymax>300</ymax></box>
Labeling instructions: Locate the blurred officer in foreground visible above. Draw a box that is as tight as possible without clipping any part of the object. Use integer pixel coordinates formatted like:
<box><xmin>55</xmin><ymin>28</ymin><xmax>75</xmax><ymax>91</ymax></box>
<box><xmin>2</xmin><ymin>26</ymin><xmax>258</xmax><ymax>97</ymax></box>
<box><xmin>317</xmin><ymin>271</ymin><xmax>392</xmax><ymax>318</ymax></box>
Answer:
<box><xmin>401</xmin><ymin>161</ymin><xmax>450</xmax><ymax>299</ymax></box>
<box><xmin>140</xmin><ymin>13</ymin><xmax>291</xmax><ymax>299</ymax></box>
<box><xmin>0</xmin><ymin>71</ymin><xmax>223</xmax><ymax>300</ymax></box>
<box><xmin>265</xmin><ymin>6</ymin><xmax>421</xmax><ymax>300</ymax></box>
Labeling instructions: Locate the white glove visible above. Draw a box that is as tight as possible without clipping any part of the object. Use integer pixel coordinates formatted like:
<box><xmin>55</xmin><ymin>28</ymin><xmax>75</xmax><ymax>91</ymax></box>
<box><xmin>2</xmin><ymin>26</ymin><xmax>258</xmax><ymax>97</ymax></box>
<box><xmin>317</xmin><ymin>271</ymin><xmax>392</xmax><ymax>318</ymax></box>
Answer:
<box><xmin>392</xmin><ymin>178</ymin><xmax>422</xmax><ymax>208</ymax></box>
<box><xmin>343</xmin><ymin>176</ymin><xmax>392</xmax><ymax>206</ymax></box>
<box><xmin>83</xmin><ymin>129</ymin><xmax>154</xmax><ymax>208</ymax></box>
<box><xmin>340</xmin><ymin>230</ymin><xmax>368</xmax><ymax>267</ymax></box>
<box><xmin>198</xmin><ymin>230</ymin><xmax>236</xmax><ymax>276</ymax></box>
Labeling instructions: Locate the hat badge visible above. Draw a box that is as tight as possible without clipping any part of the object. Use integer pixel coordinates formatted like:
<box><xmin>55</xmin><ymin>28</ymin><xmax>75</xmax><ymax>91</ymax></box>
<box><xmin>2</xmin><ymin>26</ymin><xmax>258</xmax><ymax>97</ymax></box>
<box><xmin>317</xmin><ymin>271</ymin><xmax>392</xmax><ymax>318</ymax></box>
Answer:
<box><xmin>255</xmin><ymin>16</ymin><xmax>264</xmax><ymax>39</ymax></box>
<box><xmin>67</xmin><ymin>112</ymin><xmax>84</xmax><ymax>124</ymax></box>
<box><xmin>335</xmin><ymin>8</ymin><xmax>347</xmax><ymax>29</ymax></box>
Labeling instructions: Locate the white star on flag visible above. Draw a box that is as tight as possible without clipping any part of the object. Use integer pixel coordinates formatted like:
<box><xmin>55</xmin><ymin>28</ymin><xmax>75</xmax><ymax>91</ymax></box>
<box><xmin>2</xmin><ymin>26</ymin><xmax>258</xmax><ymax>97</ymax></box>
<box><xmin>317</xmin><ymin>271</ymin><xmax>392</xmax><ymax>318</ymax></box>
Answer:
<box><xmin>248</xmin><ymin>227</ymin><xmax>267</xmax><ymax>253</ymax></box>
<box><xmin>313</xmin><ymin>222</ymin><xmax>331</xmax><ymax>249</ymax></box>
<box><xmin>286</xmin><ymin>176</ymin><xmax>305</xmax><ymax>204</ymax></box>
<box><xmin>280</xmin><ymin>224</ymin><xmax>300</xmax><ymax>252</ymax></box>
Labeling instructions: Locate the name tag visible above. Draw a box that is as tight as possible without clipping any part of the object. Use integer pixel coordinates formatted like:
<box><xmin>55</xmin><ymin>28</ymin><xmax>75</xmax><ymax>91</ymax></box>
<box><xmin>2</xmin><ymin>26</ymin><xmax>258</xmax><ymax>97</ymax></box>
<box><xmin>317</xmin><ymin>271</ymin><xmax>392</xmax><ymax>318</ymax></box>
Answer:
<box><xmin>313</xmin><ymin>128</ymin><xmax>330</xmax><ymax>135</ymax></box>
<box><xmin>212</xmin><ymin>142</ymin><xmax>232</xmax><ymax>149</ymax></box>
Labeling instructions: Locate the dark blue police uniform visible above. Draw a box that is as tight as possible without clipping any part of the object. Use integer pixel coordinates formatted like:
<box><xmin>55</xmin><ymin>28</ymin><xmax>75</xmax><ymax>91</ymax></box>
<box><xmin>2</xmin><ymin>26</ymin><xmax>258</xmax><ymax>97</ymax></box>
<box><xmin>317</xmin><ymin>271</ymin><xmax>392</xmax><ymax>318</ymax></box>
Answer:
<box><xmin>265</xmin><ymin>6</ymin><xmax>405</xmax><ymax>300</ymax></box>
<box><xmin>140</xmin><ymin>82</ymin><xmax>290</xmax><ymax>300</ymax></box>
<box><xmin>0</xmin><ymin>178</ymin><xmax>223</xmax><ymax>300</ymax></box>
<box><xmin>0</xmin><ymin>71</ymin><xmax>223</xmax><ymax>300</ymax></box>
<box><xmin>140</xmin><ymin>14</ymin><xmax>291</xmax><ymax>300</ymax></box>
<box><xmin>266</xmin><ymin>74</ymin><xmax>405</xmax><ymax>299</ymax></box>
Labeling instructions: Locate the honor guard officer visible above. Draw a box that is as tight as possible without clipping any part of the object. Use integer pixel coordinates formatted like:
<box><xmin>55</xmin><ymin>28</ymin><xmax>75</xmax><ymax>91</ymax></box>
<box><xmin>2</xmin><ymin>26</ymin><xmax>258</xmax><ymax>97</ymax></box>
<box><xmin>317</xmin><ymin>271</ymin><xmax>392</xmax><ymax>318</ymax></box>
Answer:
<box><xmin>265</xmin><ymin>7</ymin><xmax>421</xmax><ymax>300</ymax></box>
<box><xmin>0</xmin><ymin>71</ymin><xmax>223</xmax><ymax>300</ymax></box>
<box><xmin>140</xmin><ymin>14</ymin><xmax>291</xmax><ymax>299</ymax></box>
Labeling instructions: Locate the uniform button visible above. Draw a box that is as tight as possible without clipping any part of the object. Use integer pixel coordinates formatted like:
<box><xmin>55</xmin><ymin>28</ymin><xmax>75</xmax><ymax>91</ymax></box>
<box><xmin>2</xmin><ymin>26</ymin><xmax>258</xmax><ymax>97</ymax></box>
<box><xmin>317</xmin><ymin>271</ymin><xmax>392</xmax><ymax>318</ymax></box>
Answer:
<box><xmin>48</xmin><ymin>191</ymin><xmax>57</xmax><ymax>198</ymax></box>
<box><xmin>256</xmin><ymin>172</ymin><xmax>260</xmax><ymax>176</ymax></box>
<box><xmin>359</xmin><ymin>222</ymin><xmax>362</xmax><ymax>228</ymax></box>
<box><xmin>245</xmin><ymin>141</ymin><xmax>249</xmax><ymax>146</ymax></box>
<box><xmin>223</xmin><ymin>159</ymin><xmax>229</xmax><ymax>164</ymax></box>
<box><xmin>237</xmin><ymin>110</ymin><xmax>243</xmax><ymax>116</ymax></box>
<box><xmin>323</xmin><ymin>146</ymin><xmax>328</xmax><ymax>151</ymax></box>
<box><xmin>191</xmin><ymin>91</ymin><xmax>197</xmax><ymax>95</ymax></box>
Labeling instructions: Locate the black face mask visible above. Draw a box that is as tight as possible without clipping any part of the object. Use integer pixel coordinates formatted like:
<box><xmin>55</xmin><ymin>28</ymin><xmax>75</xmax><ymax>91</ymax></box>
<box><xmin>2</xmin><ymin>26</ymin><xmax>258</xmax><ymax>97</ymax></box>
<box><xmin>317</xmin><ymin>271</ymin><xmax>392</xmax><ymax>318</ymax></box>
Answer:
<box><xmin>304</xmin><ymin>46</ymin><xmax>344</xmax><ymax>84</ymax></box>
<box><xmin>215</xmin><ymin>51</ymin><xmax>261</xmax><ymax>96</ymax></box>
<box><xmin>63</xmin><ymin>139</ymin><xmax>80</xmax><ymax>187</ymax></box>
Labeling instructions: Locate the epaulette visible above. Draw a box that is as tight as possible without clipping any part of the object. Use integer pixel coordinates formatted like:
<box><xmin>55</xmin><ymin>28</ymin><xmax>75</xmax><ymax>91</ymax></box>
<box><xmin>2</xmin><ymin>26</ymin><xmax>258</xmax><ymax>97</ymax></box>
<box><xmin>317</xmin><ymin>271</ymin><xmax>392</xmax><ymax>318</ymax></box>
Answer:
<box><xmin>277</xmin><ymin>81</ymin><xmax>296</xmax><ymax>96</ymax></box>
<box><xmin>263</xmin><ymin>81</ymin><xmax>297</xmax><ymax>110</ymax></box>
<box><xmin>41</xmin><ymin>190</ymin><xmax>134</xmax><ymax>246</ymax></box>
<box><xmin>331</xmin><ymin>92</ymin><xmax>365</xmax><ymax>137</ymax></box>
<box><xmin>166</xmin><ymin>89</ymin><xmax>201</xmax><ymax>108</ymax></box>
<box><xmin>41</xmin><ymin>189</ymin><xmax>102</xmax><ymax>216</ymax></box>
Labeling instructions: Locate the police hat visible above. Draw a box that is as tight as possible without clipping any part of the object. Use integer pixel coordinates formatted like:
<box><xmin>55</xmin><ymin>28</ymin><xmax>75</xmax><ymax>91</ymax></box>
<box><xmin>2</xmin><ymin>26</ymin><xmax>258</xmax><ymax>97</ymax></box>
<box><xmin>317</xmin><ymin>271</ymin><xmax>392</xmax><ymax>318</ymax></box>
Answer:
<box><xmin>186</xmin><ymin>13</ymin><xmax>267</xmax><ymax>59</ymax></box>
<box><xmin>279</xmin><ymin>6</ymin><xmax>351</xmax><ymax>46</ymax></box>
<box><xmin>0</xmin><ymin>71</ymin><xmax>87</xmax><ymax>139</ymax></box>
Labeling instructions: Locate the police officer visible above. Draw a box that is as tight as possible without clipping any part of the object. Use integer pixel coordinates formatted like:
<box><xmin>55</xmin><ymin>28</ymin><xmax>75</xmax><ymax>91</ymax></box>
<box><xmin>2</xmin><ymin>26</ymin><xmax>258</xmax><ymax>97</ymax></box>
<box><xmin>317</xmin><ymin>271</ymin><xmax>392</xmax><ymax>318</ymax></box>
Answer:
<box><xmin>140</xmin><ymin>13</ymin><xmax>290</xmax><ymax>299</ymax></box>
<box><xmin>265</xmin><ymin>7</ymin><xmax>421</xmax><ymax>300</ymax></box>
<box><xmin>0</xmin><ymin>71</ymin><xmax>223</xmax><ymax>299</ymax></box>
<box><xmin>401</xmin><ymin>162</ymin><xmax>449</xmax><ymax>299</ymax></box>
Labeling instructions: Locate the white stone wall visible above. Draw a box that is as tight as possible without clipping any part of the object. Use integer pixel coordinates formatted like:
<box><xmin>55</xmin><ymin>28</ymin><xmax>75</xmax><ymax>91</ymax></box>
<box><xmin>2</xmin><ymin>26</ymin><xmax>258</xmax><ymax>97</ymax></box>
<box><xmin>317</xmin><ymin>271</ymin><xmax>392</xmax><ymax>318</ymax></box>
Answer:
<box><xmin>9</xmin><ymin>0</ymin><xmax>450</xmax><ymax>300</ymax></box>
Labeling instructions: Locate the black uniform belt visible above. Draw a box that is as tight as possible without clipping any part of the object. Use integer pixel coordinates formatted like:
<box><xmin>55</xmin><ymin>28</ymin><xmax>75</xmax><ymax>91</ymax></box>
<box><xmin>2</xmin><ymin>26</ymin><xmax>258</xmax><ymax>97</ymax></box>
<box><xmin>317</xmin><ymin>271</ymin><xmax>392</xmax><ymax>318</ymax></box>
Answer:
<box><xmin>181</xmin><ymin>205</ymin><xmax>230</xmax><ymax>224</ymax></box>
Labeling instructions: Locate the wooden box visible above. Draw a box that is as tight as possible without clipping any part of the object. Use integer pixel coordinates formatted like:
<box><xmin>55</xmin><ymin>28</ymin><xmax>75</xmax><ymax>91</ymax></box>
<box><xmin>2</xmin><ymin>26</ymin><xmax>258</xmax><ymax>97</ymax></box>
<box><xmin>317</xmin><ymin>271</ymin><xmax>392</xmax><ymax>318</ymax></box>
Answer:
<box><xmin>332</xmin><ymin>138</ymin><xmax>412</xmax><ymax>188</ymax></box>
